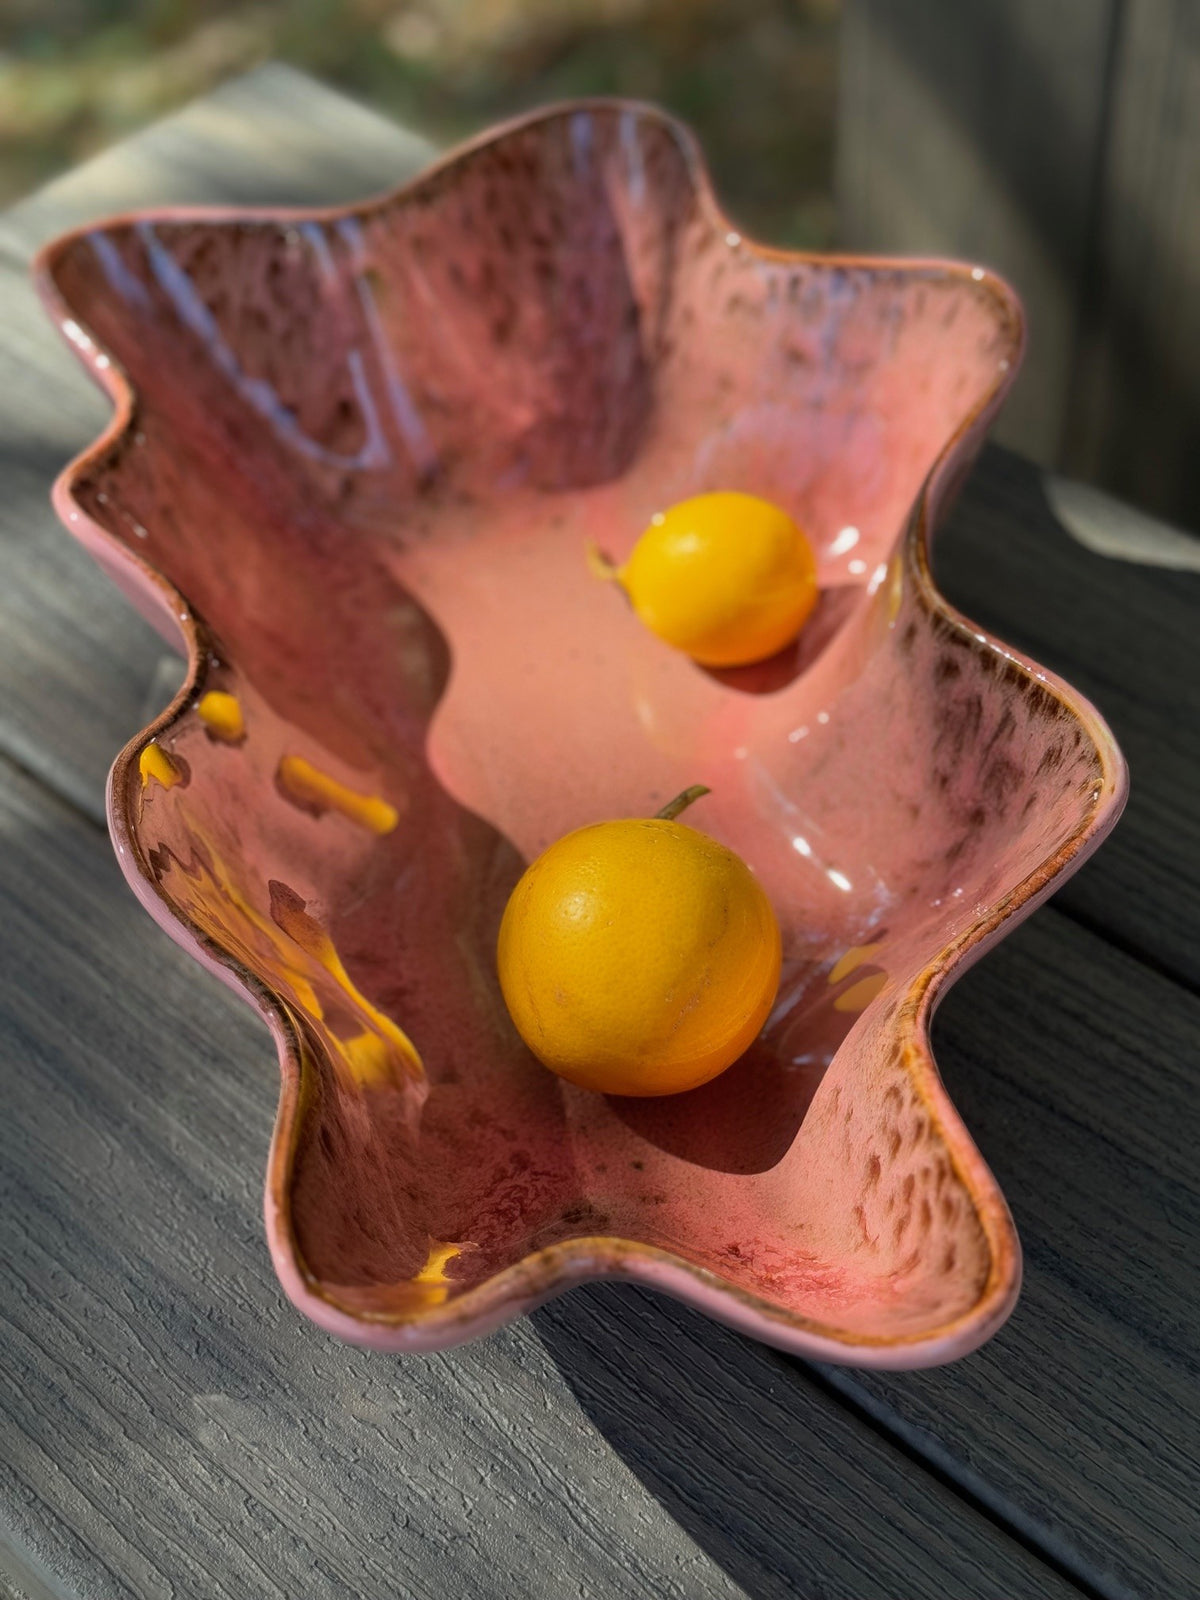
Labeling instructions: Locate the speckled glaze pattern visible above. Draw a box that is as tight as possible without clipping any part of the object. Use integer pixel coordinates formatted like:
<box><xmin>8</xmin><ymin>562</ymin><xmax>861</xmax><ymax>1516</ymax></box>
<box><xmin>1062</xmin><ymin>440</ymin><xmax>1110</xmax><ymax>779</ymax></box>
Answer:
<box><xmin>37</xmin><ymin>103</ymin><xmax>1126</xmax><ymax>1366</ymax></box>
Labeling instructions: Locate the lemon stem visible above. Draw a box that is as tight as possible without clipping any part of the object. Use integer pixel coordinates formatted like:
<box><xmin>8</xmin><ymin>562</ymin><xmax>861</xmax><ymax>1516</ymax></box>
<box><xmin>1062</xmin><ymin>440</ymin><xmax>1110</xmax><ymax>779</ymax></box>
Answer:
<box><xmin>585</xmin><ymin>539</ymin><xmax>624</xmax><ymax>586</ymax></box>
<box><xmin>655</xmin><ymin>785</ymin><xmax>712</xmax><ymax>822</ymax></box>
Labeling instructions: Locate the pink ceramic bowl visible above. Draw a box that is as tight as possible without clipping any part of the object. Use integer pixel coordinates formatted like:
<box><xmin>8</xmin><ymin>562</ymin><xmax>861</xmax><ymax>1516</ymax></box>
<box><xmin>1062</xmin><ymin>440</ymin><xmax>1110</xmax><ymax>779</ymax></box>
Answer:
<box><xmin>37</xmin><ymin>102</ymin><xmax>1125</xmax><ymax>1367</ymax></box>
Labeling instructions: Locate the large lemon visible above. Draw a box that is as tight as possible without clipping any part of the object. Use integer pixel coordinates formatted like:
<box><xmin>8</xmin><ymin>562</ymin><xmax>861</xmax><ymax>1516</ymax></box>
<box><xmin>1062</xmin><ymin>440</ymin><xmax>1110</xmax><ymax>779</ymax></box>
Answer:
<box><xmin>606</xmin><ymin>490</ymin><xmax>818</xmax><ymax>667</ymax></box>
<box><xmin>497</xmin><ymin>789</ymin><xmax>781</xmax><ymax>1096</ymax></box>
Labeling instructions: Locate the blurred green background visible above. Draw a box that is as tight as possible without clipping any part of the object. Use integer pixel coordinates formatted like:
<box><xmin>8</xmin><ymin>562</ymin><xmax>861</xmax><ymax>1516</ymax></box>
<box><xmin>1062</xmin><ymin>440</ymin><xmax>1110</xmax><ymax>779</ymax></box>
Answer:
<box><xmin>0</xmin><ymin>0</ymin><xmax>840</xmax><ymax>244</ymax></box>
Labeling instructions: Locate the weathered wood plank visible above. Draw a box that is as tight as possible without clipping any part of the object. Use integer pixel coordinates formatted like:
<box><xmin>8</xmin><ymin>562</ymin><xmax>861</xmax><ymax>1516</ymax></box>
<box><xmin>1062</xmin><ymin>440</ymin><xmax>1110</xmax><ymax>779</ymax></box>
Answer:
<box><xmin>827</xmin><ymin>907</ymin><xmax>1200</xmax><ymax>1600</ymax></box>
<box><xmin>838</xmin><ymin>0</ymin><xmax>1200</xmax><ymax>532</ymax></box>
<box><xmin>1062</xmin><ymin>0</ymin><xmax>1200</xmax><ymax>528</ymax></box>
<box><xmin>2</xmin><ymin>63</ymin><xmax>1194</xmax><ymax>1600</ymax></box>
<box><xmin>0</xmin><ymin>265</ymin><xmax>159</xmax><ymax>824</ymax></box>
<box><xmin>933</xmin><ymin>446</ymin><xmax>1200</xmax><ymax>989</ymax></box>
<box><xmin>835</xmin><ymin>0</ymin><xmax>1119</xmax><ymax>465</ymax></box>
<box><xmin>0</xmin><ymin>753</ymin><xmax>1085</xmax><ymax>1600</ymax></box>
<box><xmin>0</xmin><ymin>63</ymin><xmax>435</xmax><ymax>265</ymax></box>
<box><xmin>0</xmin><ymin>1536</ymin><xmax>64</xmax><ymax>1600</ymax></box>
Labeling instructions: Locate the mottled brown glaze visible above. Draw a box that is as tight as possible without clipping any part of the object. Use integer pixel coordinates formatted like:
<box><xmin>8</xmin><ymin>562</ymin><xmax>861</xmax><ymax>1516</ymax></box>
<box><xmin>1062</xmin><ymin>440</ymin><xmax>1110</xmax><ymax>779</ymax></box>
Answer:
<box><xmin>37</xmin><ymin>102</ymin><xmax>1125</xmax><ymax>1365</ymax></box>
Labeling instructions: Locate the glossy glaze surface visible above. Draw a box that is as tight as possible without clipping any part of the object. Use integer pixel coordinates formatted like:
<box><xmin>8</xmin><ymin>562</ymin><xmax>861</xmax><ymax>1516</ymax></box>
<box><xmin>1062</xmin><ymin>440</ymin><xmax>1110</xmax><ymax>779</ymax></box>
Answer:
<box><xmin>38</xmin><ymin>103</ymin><xmax>1126</xmax><ymax>1364</ymax></box>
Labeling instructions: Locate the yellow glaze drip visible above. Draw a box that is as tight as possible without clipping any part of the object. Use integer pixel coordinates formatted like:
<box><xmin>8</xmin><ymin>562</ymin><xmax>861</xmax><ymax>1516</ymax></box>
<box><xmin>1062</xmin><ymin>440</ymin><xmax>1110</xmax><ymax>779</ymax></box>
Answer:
<box><xmin>833</xmin><ymin>972</ymin><xmax>889</xmax><ymax>1013</ymax></box>
<box><xmin>828</xmin><ymin>942</ymin><xmax>885</xmax><ymax>985</ymax></box>
<box><xmin>412</xmin><ymin>1240</ymin><xmax>467</xmax><ymax>1300</ymax></box>
<box><xmin>269</xmin><ymin>888</ymin><xmax>423</xmax><ymax>1083</ymax></box>
<box><xmin>319</xmin><ymin>1239</ymin><xmax>474</xmax><ymax>1316</ymax></box>
<box><xmin>139</xmin><ymin>743</ymin><xmax>181</xmax><ymax>789</ymax></box>
<box><xmin>196</xmin><ymin>690</ymin><xmax>245</xmax><ymax>742</ymax></box>
<box><xmin>165</xmin><ymin>838</ymin><xmax>325</xmax><ymax>1019</ymax></box>
<box><xmin>157</xmin><ymin>828</ymin><xmax>421</xmax><ymax>1086</ymax></box>
<box><xmin>336</xmin><ymin>1029</ymin><xmax>401</xmax><ymax>1090</ymax></box>
<box><xmin>277</xmin><ymin>755</ymin><xmax>399</xmax><ymax>834</ymax></box>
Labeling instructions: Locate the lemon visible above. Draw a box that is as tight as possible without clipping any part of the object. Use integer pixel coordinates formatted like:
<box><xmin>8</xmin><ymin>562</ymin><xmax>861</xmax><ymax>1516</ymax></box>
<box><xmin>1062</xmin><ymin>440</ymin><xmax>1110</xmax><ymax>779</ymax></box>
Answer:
<box><xmin>594</xmin><ymin>490</ymin><xmax>818</xmax><ymax>667</ymax></box>
<box><xmin>497</xmin><ymin>788</ymin><xmax>781</xmax><ymax>1096</ymax></box>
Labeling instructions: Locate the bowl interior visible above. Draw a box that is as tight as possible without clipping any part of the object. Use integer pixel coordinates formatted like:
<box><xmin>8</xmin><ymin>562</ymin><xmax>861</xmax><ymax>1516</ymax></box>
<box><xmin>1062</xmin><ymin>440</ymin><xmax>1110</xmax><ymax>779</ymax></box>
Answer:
<box><xmin>45</xmin><ymin>107</ymin><xmax>1103</xmax><ymax>1343</ymax></box>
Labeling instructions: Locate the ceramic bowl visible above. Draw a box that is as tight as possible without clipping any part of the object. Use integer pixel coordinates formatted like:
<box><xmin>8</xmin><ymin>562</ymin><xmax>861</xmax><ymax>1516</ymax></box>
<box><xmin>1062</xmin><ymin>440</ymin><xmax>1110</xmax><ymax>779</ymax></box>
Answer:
<box><xmin>38</xmin><ymin>102</ymin><xmax>1126</xmax><ymax>1366</ymax></box>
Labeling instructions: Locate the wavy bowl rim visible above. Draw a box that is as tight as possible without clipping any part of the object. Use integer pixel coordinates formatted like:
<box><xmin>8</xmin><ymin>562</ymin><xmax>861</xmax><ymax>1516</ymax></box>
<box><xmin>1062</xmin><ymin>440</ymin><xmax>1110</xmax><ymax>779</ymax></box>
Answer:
<box><xmin>34</xmin><ymin>97</ymin><xmax>1128</xmax><ymax>1367</ymax></box>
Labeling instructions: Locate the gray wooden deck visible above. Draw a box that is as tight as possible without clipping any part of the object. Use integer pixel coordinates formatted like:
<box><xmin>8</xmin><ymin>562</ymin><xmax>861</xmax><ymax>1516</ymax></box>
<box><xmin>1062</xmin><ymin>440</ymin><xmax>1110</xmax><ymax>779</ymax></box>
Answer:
<box><xmin>838</xmin><ymin>0</ymin><xmax>1200</xmax><ymax>531</ymax></box>
<box><xmin>1</xmin><ymin>66</ymin><xmax>1197</xmax><ymax>1600</ymax></box>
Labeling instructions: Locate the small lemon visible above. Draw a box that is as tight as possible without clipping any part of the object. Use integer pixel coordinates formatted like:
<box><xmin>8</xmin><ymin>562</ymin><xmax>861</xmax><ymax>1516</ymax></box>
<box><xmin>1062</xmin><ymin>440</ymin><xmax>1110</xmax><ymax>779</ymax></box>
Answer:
<box><xmin>593</xmin><ymin>490</ymin><xmax>818</xmax><ymax>667</ymax></box>
<box><xmin>497</xmin><ymin>787</ymin><xmax>781</xmax><ymax>1096</ymax></box>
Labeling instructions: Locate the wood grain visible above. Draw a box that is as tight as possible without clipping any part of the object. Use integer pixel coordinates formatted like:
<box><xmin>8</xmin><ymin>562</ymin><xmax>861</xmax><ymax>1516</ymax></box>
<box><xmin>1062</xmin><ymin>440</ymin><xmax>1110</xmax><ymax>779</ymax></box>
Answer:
<box><xmin>835</xmin><ymin>0</ymin><xmax>1118</xmax><ymax>465</ymax></box>
<box><xmin>1061</xmin><ymin>0</ymin><xmax>1200</xmax><ymax>528</ymax></box>
<box><xmin>838</xmin><ymin>0</ymin><xmax>1200</xmax><ymax>532</ymax></box>
<box><xmin>1</xmin><ymin>62</ymin><xmax>1194</xmax><ymax>1600</ymax></box>
<box><xmin>0</xmin><ymin>753</ymin><xmax>1085</xmax><ymax>1600</ymax></box>
<box><xmin>0</xmin><ymin>263</ymin><xmax>159</xmax><ymax>823</ymax></box>
<box><xmin>932</xmin><ymin>446</ymin><xmax>1200</xmax><ymax>989</ymax></box>
<box><xmin>828</xmin><ymin>908</ymin><xmax>1200</xmax><ymax>1600</ymax></box>
<box><xmin>0</xmin><ymin>65</ymin><xmax>1087</xmax><ymax>1600</ymax></box>
<box><xmin>0</xmin><ymin>64</ymin><xmax>435</xmax><ymax>265</ymax></box>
